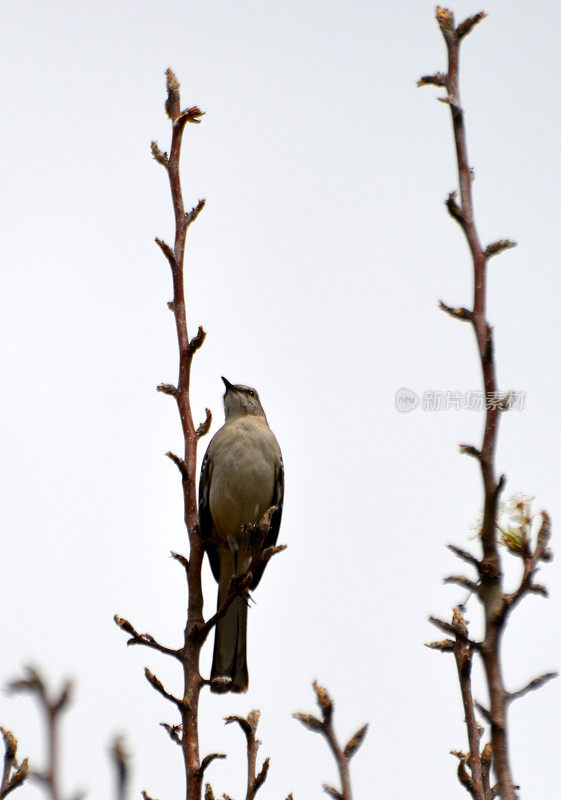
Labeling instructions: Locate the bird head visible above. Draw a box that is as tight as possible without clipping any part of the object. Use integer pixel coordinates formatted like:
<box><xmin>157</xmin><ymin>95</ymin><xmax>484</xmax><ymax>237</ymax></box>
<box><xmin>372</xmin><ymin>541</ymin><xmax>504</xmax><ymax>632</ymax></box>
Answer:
<box><xmin>222</xmin><ymin>377</ymin><xmax>267</xmax><ymax>420</ymax></box>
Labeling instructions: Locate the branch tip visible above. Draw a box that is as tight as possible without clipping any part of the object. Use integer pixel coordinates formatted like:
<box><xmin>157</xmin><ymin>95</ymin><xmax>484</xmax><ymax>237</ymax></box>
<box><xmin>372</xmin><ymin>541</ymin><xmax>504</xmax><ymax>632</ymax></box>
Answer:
<box><xmin>196</xmin><ymin>408</ymin><xmax>212</xmax><ymax>439</ymax></box>
<box><xmin>439</xmin><ymin>300</ymin><xmax>472</xmax><ymax>321</ymax></box>
<box><xmin>456</xmin><ymin>12</ymin><xmax>487</xmax><ymax>40</ymax></box>
<box><xmin>485</xmin><ymin>239</ymin><xmax>517</xmax><ymax>259</ymax></box>
<box><xmin>417</xmin><ymin>71</ymin><xmax>447</xmax><ymax>88</ymax></box>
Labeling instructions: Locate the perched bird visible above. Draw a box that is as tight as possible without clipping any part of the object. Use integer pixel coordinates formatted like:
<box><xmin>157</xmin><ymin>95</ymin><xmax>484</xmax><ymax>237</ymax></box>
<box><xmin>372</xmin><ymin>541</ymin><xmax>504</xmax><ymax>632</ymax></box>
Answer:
<box><xmin>199</xmin><ymin>377</ymin><xmax>284</xmax><ymax>693</ymax></box>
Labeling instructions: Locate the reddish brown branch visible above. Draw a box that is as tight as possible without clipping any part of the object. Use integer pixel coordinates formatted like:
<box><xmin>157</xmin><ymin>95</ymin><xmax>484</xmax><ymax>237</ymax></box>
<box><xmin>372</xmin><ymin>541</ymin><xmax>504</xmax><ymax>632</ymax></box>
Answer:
<box><xmin>294</xmin><ymin>682</ymin><xmax>366</xmax><ymax>800</ymax></box>
<box><xmin>224</xmin><ymin>711</ymin><xmax>269</xmax><ymax>800</ymax></box>
<box><xmin>419</xmin><ymin>9</ymin><xmax>554</xmax><ymax>799</ymax></box>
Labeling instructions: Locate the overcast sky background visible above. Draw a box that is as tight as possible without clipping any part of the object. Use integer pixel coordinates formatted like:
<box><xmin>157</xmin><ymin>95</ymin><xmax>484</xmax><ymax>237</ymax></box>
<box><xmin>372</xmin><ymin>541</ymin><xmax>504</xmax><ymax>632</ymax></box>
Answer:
<box><xmin>1</xmin><ymin>1</ymin><xmax>560</xmax><ymax>798</ymax></box>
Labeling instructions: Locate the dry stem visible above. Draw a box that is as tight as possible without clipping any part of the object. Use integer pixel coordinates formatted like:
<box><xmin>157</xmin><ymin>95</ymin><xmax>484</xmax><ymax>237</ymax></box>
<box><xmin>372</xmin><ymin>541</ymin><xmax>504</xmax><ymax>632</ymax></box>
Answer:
<box><xmin>420</xmin><ymin>8</ymin><xmax>554</xmax><ymax>799</ymax></box>
<box><xmin>294</xmin><ymin>682</ymin><xmax>367</xmax><ymax>800</ymax></box>
<box><xmin>0</xmin><ymin>729</ymin><xmax>29</xmax><ymax>799</ymax></box>
<box><xmin>6</xmin><ymin>667</ymin><xmax>72</xmax><ymax>800</ymax></box>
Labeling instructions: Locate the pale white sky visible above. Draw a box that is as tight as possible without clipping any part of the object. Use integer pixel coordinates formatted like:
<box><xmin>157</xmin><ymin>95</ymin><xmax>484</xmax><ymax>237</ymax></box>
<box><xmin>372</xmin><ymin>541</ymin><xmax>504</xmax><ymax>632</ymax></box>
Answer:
<box><xmin>1</xmin><ymin>1</ymin><xmax>560</xmax><ymax>799</ymax></box>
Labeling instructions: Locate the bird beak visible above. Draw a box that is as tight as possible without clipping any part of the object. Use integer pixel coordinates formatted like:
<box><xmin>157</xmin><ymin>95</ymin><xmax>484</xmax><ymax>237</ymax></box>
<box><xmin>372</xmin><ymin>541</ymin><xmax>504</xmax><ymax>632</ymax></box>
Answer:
<box><xmin>221</xmin><ymin>376</ymin><xmax>235</xmax><ymax>392</ymax></box>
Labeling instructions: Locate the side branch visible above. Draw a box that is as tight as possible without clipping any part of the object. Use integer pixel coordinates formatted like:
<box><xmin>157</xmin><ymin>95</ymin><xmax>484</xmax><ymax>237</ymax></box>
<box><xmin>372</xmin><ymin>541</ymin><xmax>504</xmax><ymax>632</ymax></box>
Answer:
<box><xmin>0</xmin><ymin>729</ymin><xmax>29</xmax><ymax>799</ymax></box>
<box><xmin>224</xmin><ymin>711</ymin><xmax>269</xmax><ymax>800</ymax></box>
<box><xmin>113</xmin><ymin>616</ymin><xmax>181</xmax><ymax>660</ymax></box>
<box><xmin>294</xmin><ymin>682</ymin><xmax>366</xmax><ymax>800</ymax></box>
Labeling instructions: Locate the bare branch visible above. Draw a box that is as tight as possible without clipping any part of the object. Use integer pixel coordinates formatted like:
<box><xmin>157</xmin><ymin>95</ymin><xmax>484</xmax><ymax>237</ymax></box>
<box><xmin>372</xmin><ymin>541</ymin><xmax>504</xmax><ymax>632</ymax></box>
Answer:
<box><xmin>456</xmin><ymin>12</ymin><xmax>487</xmax><ymax>40</ymax></box>
<box><xmin>443</xmin><ymin>575</ymin><xmax>478</xmax><ymax>592</ymax></box>
<box><xmin>439</xmin><ymin>300</ymin><xmax>473</xmax><ymax>322</ymax></box>
<box><xmin>417</xmin><ymin>71</ymin><xmax>447</xmax><ymax>87</ymax></box>
<box><xmin>196</xmin><ymin>409</ymin><xmax>212</xmax><ymax>439</ymax></box>
<box><xmin>484</xmin><ymin>239</ymin><xmax>517</xmax><ymax>259</ymax></box>
<box><xmin>1</xmin><ymin>729</ymin><xmax>29</xmax><ymax>800</ymax></box>
<box><xmin>144</xmin><ymin>668</ymin><xmax>184</xmax><ymax>710</ymax></box>
<box><xmin>197</xmin><ymin>754</ymin><xmax>226</xmax><ymax>779</ymax></box>
<box><xmin>113</xmin><ymin>616</ymin><xmax>180</xmax><ymax>660</ymax></box>
<box><xmin>294</xmin><ymin>682</ymin><xmax>365</xmax><ymax>800</ymax></box>
<box><xmin>507</xmin><ymin>672</ymin><xmax>557</xmax><ymax>703</ymax></box>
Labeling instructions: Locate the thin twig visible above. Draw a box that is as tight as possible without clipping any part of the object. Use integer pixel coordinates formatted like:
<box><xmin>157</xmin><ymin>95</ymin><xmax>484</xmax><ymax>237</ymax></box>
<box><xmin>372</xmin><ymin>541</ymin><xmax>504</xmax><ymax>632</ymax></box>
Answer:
<box><xmin>224</xmin><ymin>711</ymin><xmax>269</xmax><ymax>800</ymax></box>
<box><xmin>420</xmin><ymin>8</ymin><xmax>553</xmax><ymax>800</ymax></box>
<box><xmin>6</xmin><ymin>667</ymin><xmax>73</xmax><ymax>800</ymax></box>
<box><xmin>294</xmin><ymin>682</ymin><xmax>367</xmax><ymax>800</ymax></box>
<box><xmin>0</xmin><ymin>729</ymin><xmax>29</xmax><ymax>799</ymax></box>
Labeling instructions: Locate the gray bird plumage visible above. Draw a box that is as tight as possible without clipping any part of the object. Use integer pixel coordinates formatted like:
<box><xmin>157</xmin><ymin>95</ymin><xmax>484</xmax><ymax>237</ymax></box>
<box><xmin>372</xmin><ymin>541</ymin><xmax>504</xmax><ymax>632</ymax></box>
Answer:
<box><xmin>199</xmin><ymin>377</ymin><xmax>284</xmax><ymax>693</ymax></box>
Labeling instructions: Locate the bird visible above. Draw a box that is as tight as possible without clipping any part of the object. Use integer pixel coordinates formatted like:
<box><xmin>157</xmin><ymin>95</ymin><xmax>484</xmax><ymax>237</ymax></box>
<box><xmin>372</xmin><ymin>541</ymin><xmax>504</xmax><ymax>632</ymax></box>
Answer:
<box><xmin>199</xmin><ymin>377</ymin><xmax>284</xmax><ymax>693</ymax></box>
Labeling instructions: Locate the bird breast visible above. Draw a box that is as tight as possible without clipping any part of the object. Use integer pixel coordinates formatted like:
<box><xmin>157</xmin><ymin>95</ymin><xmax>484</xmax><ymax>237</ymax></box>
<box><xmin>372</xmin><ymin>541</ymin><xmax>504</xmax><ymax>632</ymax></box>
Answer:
<box><xmin>208</xmin><ymin>418</ymin><xmax>280</xmax><ymax>542</ymax></box>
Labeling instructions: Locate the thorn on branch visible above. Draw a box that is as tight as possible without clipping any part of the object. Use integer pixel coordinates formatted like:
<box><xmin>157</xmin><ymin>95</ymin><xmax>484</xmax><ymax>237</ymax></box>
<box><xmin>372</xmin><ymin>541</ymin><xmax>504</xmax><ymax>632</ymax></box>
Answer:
<box><xmin>459</xmin><ymin>444</ymin><xmax>481</xmax><ymax>460</ymax></box>
<box><xmin>417</xmin><ymin>71</ymin><xmax>447</xmax><ymax>87</ymax></box>
<box><xmin>439</xmin><ymin>300</ymin><xmax>473</xmax><ymax>321</ymax></box>
<box><xmin>485</xmin><ymin>239</ymin><xmax>517</xmax><ymax>259</ymax></box>
<box><xmin>445</xmin><ymin>191</ymin><xmax>465</xmax><ymax>226</ymax></box>
<box><xmin>507</xmin><ymin>672</ymin><xmax>557</xmax><ymax>703</ymax></box>
<box><xmin>157</xmin><ymin>383</ymin><xmax>177</xmax><ymax>397</ymax></box>
<box><xmin>196</xmin><ymin>408</ymin><xmax>212</xmax><ymax>439</ymax></box>
<box><xmin>204</xmin><ymin>785</ymin><xmax>215</xmax><ymax>800</ymax></box>
<box><xmin>155</xmin><ymin>238</ymin><xmax>177</xmax><ymax>272</ymax></box>
<box><xmin>142</xmin><ymin>791</ymin><xmax>159</xmax><ymax>800</ymax></box>
<box><xmin>185</xmin><ymin>199</ymin><xmax>206</xmax><ymax>227</ymax></box>
<box><xmin>165</xmin><ymin>451</ymin><xmax>188</xmax><ymax>477</ymax></box>
<box><xmin>456</xmin><ymin>12</ymin><xmax>487</xmax><ymax>40</ymax></box>
<box><xmin>150</xmin><ymin>141</ymin><xmax>169</xmax><ymax>168</ymax></box>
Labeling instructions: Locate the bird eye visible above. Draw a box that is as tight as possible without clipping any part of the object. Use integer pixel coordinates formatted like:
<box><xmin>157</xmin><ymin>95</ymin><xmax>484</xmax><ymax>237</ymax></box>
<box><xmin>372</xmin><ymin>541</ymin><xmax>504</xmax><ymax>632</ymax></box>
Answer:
<box><xmin>248</xmin><ymin>389</ymin><xmax>256</xmax><ymax>397</ymax></box>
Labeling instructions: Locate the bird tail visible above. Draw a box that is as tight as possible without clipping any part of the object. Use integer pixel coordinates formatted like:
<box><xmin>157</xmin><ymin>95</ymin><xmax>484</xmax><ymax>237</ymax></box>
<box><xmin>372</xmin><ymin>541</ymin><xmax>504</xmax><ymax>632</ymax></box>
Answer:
<box><xmin>210</xmin><ymin>589</ymin><xmax>248</xmax><ymax>693</ymax></box>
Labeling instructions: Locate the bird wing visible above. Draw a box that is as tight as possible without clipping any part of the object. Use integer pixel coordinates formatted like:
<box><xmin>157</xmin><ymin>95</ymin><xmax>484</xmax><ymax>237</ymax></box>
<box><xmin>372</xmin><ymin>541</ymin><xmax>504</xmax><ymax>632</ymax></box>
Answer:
<box><xmin>199</xmin><ymin>447</ymin><xmax>221</xmax><ymax>582</ymax></box>
<box><xmin>250</xmin><ymin>457</ymin><xmax>284</xmax><ymax>590</ymax></box>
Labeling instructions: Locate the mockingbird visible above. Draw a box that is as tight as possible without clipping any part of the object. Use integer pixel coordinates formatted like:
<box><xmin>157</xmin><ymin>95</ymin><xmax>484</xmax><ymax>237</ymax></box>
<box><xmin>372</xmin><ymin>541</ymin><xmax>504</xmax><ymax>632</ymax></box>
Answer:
<box><xmin>199</xmin><ymin>377</ymin><xmax>284</xmax><ymax>693</ymax></box>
